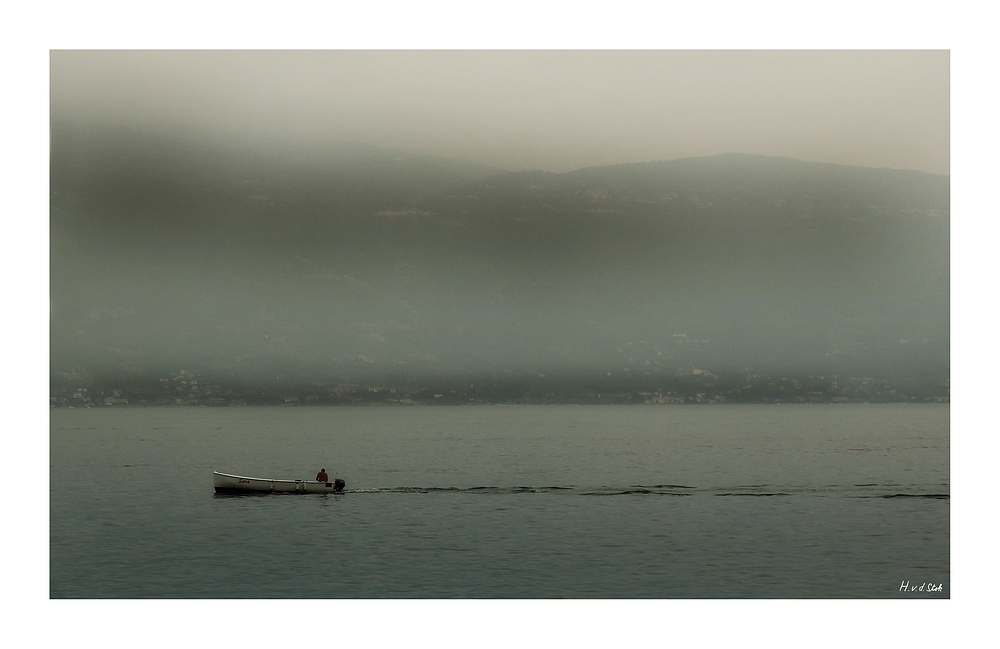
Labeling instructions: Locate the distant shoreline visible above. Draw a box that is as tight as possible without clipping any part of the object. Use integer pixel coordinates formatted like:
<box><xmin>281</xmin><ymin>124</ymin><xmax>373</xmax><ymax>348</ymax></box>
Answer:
<box><xmin>51</xmin><ymin>398</ymin><xmax>950</xmax><ymax>409</ymax></box>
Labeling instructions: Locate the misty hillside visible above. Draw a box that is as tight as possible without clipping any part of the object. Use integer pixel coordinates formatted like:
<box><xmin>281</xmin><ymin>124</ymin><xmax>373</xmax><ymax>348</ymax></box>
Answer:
<box><xmin>50</xmin><ymin>126</ymin><xmax>949</xmax><ymax>381</ymax></box>
<box><xmin>50</xmin><ymin>121</ymin><xmax>506</xmax><ymax>214</ymax></box>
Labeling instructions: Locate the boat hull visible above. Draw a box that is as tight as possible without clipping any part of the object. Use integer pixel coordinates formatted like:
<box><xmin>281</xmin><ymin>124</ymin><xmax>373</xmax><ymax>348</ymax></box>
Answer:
<box><xmin>214</xmin><ymin>471</ymin><xmax>345</xmax><ymax>494</ymax></box>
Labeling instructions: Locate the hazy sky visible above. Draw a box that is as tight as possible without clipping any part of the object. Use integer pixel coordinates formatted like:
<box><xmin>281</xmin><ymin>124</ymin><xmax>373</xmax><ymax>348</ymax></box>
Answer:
<box><xmin>50</xmin><ymin>50</ymin><xmax>949</xmax><ymax>175</ymax></box>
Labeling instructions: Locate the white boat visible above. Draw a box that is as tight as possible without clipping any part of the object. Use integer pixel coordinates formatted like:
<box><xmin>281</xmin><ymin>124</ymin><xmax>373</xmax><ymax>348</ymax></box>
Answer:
<box><xmin>214</xmin><ymin>471</ymin><xmax>345</xmax><ymax>494</ymax></box>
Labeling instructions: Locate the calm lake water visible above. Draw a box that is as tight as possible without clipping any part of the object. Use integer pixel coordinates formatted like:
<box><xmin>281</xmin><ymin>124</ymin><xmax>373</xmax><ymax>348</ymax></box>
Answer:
<box><xmin>49</xmin><ymin>404</ymin><xmax>948</xmax><ymax>598</ymax></box>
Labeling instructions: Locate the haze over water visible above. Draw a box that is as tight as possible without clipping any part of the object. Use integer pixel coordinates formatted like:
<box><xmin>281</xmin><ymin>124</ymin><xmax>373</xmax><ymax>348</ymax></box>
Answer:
<box><xmin>51</xmin><ymin>50</ymin><xmax>949</xmax><ymax>176</ymax></box>
<box><xmin>43</xmin><ymin>48</ymin><xmax>955</xmax><ymax>641</ymax></box>
<box><xmin>50</xmin><ymin>51</ymin><xmax>950</xmax><ymax>388</ymax></box>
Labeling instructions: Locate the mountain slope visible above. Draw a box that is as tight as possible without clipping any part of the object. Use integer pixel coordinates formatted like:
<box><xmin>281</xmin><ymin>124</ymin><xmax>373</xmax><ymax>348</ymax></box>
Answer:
<box><xmin>50</xmin><ymin>127</ymin><xmax>949</xmax><ymax>379</ymax></box>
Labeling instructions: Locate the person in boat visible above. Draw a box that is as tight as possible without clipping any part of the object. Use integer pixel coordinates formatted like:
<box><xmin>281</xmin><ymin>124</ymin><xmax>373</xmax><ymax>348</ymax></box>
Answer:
<box><xmin>316</xmin><ymin>468</ymin><xmax>329</xmax><ymax>482</ymax></box>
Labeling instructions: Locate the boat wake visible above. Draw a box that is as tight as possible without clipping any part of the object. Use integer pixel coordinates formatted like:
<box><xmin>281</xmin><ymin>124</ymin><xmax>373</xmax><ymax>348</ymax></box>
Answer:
<box><xmin>342</xmin><ymin>483</ymin><xmax>949</xmax><ymax>498</ymax></box>
<box><xmin>349</xmin><ymin>484</ymin><xmax>697</xmax><ymax>496</ymax></box>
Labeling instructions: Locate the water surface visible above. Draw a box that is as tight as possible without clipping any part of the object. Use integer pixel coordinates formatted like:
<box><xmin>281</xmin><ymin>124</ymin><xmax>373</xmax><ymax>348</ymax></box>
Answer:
<box><xmin>50</xmin><ymin>404</ymin><xmax>949</xmax><ymax>598</ymax></box>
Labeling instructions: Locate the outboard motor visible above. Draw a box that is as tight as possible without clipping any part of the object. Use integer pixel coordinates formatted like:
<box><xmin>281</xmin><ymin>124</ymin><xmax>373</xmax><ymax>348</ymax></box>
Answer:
<box><xmin>334</xmin><ymin>478</ymin><xmax>346</xmax><ymax>493</ymax></box>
